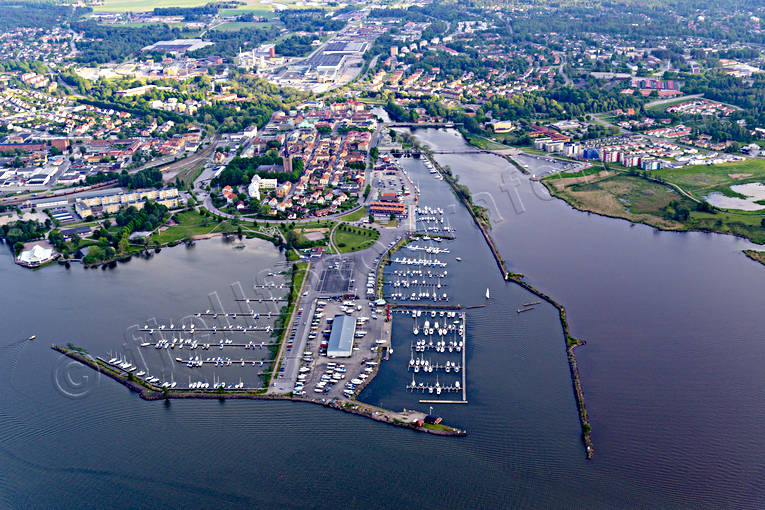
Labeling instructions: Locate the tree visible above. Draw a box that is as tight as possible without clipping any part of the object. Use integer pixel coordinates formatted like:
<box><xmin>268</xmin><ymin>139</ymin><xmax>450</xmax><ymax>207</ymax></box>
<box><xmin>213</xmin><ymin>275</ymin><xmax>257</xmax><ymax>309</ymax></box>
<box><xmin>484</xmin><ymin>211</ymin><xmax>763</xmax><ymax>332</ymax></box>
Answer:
<box><xmin>13</xmin><ymin>242</ymin><xmax>24</xmax><ymax>256</ymax></box>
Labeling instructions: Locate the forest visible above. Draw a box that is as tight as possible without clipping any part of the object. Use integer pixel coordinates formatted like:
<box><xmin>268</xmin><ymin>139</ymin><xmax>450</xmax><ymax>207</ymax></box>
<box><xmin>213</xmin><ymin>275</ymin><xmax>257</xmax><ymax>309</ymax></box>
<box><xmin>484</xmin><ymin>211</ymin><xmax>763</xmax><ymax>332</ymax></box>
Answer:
<box><xmin>275</xmin><ymin>35</ymin><xmax>315</xmax><ymax>57</ymax></box>
<box><xmin>0</xmin><ymin>1</ymin><xmax>88</xmax><ymax>30</ymax></box>
<box><xmin>72</xmin><ymin>22</ymin><xmax>192</xmax><ymax>64</ymax></box>
<box><xmin>279</xmin><ymin>9</ymin><xmax>346</xmax><ymax>33</ymax></box>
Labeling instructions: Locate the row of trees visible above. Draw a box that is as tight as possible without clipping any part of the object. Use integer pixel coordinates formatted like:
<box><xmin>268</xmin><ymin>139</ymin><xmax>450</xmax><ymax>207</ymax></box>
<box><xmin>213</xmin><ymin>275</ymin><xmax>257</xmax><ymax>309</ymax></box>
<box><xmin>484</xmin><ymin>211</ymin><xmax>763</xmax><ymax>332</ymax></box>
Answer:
<box><xmin>85</xmin><ymin>168</ymin><xmax>164</xmax><ymax>190</ymax></box>
<box><xmin>1</xmin><ymin>219</ymin><xmax>50</xmax><ymax>252</ymax></box>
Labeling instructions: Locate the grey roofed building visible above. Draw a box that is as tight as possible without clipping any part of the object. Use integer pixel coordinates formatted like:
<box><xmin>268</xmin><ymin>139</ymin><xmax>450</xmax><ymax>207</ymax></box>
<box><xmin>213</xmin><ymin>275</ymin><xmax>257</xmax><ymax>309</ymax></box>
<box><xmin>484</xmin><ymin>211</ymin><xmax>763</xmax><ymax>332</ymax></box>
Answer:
<box><xmin>308</xmin><ymin>53</ymin><xmax>346</xmax><ymax>67</ymax></box>
<box><xmin>327</xmin><ymin>314</ymin><xmax>356</xmax><ymax>357</ymax></box>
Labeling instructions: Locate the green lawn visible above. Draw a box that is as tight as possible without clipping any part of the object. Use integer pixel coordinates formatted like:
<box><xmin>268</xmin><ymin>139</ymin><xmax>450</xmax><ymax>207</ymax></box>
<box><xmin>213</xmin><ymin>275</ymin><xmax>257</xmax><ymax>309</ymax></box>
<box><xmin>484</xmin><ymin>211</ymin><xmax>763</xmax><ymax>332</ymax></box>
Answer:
<box><xmin>464</xmin><ymin>133</ymin><xmax>512</xmax><ymax>150</ymax></box>
<box><xmin>332</xmin><ymin>223</ymin><xmax>380</xmax><ymax>253</ymax></box>
<box><xmin>152</xmin><ymin>210</ymin><xmax>229</xmax><ymax>244</ymax></box>
<box><xmin>213</xmin><ymin>21</ymin><xmax>275</xmax><ymax>31</ymax></box>
<box><xmin>422</xmin><ymin>422</ymin><xmax>453</xmax><ymax>431</ymax></box>
<box><xmin>338</xmin><ymin>206</ymin><xmax>367</xmax><ymax>222</ymax></box>
<box><xmin>645</xmin><ymin>96</ymin><xmax>698</xmax><ymax>113</ymax></box>
<box><xmin>278</xmin><ymin>219</ymin><xmax>335</xmax><ymax>231</ymax></box>
<box><xmin>544</xmin><ymin>167</ymin><xmax>602</xmax><ymax>180</ymax></box>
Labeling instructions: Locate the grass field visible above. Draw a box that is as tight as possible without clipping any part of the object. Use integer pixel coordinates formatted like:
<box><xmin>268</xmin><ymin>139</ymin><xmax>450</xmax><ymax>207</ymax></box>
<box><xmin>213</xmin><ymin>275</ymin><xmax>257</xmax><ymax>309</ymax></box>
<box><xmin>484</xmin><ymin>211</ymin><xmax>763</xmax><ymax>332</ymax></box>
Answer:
<box><xmin>652</xmin><ymin>158</ymin><xmax>765</xmax><ymax>201</ymax></box>
<box><xmin>332</xmin><ymin>223</ymin><xmax>380</xmax><ymax>253</ymax></box>
<box><xmin>545</xmin><ymin>169</ymin><xmax>765</xmax><ymax>244</ymax></box>
<box><xmin>152</xmin><ymin>210</ymin><xmax>229</xmax><ymax>244</ymax></box>
<box><xmin>645</xmin><ymin>96</ymin><xmax>698</xmax><ymax>113</ymax></box>
<box><xmin>464</xmin><ymin>133</ymin><xmax>513</xmax><ymax>150</ymax></box>
<box><xmin>278</xmin><ymin>219</ymin><xmax>335</xmax><ymax>231</ymax></box>
<box><xmin>546</xmin><ymin>171</ymin><xmax>687</xmax><ymax>229</ymax></box>
<box><xmin>338</xmin><ymin>206</ymin><xmax>367</xmax><ymax>222</ymax></box>
<box><xmin>213</xmin><ymin>21</ymin><xmax>275</xmax><ymax>31</ymax></box>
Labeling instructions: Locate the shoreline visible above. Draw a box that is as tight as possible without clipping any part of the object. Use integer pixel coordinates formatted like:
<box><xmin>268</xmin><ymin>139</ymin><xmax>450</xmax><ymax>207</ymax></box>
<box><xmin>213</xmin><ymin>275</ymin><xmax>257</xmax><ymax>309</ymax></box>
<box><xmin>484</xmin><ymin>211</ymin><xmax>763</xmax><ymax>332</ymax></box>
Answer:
<box><xmin>743</xmin><ymin>249</ymin><xmax>765</xmax><ymax>266</ymax></box>
<box><xmin>51</xmin><ymin>345</ymin><xmax>467</xmax><ymax>437</ymax></box>
<box><xmin>422</xmin><ymin>151</ymin><xmax>594</xmax><ymax>458</ymax></box>
<box><xmin>540</xmin><ymin>176</ymin><xmax>765</xmax><ymax>258</ymax></box>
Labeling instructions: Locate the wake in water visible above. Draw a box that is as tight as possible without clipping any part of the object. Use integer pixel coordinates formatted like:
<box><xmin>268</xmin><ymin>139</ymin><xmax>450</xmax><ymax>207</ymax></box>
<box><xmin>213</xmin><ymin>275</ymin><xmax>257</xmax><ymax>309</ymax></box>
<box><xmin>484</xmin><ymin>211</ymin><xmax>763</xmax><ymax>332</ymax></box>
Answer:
<box><xmin>0</xmin><ymin>338</ymin><xmax>32</xmax><ymax>396</ymax></box>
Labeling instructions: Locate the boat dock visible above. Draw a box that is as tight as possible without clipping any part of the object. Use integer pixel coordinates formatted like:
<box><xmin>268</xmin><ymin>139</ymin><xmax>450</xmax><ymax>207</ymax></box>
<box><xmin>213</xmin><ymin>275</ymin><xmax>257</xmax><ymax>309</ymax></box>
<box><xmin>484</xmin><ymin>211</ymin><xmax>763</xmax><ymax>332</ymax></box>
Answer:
<box><xmin>174</xmin><ymin>357</ymin><xmax>275</xmax><ymax>366</ymax></box>
<box><xmin>393</xmin><ymin>303</ymin><xmax>464</xmax><ymax>311</ymax></box>
<box><xmin>409</xmin><ymin>311</ymin><xmax>466</xmax><ymax>404</ymax></box>
<box><xmin>139</xmin><ymin>326</ymin><xmax>276</xmax><ymax>333</ymax></box>
<box><xmin>194</xmin><ymin>312</ymin><xmax>281</xmax><ymax>318</ymax></box>
<box><xmin>233</xmin><ymin>297</ymin><xmax>288</xmax><ymax>303</ymax></box>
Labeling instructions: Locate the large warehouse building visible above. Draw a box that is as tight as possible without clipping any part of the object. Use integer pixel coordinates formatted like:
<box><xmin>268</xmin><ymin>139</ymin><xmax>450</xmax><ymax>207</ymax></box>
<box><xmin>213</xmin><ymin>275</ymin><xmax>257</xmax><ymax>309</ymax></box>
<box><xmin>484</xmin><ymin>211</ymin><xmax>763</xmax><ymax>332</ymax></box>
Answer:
<box><xmin>327</xmin><ymin>315</ymin><xmax>356</xmax><ymax>357</ymax></box>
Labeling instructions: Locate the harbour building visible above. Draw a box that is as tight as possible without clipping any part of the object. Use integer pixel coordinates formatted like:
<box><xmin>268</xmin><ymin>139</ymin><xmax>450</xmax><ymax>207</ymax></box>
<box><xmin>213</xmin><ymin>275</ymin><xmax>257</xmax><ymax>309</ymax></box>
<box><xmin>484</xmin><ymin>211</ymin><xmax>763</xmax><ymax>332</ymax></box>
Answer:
<box><xmin>327</xmin><ymin>314</ymin><xmax>356</xmax><ymax>357</ymax></box>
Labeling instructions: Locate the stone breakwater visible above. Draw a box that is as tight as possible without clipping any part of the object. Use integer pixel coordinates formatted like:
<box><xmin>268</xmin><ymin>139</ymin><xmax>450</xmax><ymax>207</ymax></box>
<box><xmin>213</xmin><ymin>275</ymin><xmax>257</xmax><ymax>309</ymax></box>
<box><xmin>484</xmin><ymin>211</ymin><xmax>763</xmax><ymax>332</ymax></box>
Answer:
<box><xmin>52</xmin><ymin>345</ymin><xmax>466</xmax><ymax>438</ymax></box>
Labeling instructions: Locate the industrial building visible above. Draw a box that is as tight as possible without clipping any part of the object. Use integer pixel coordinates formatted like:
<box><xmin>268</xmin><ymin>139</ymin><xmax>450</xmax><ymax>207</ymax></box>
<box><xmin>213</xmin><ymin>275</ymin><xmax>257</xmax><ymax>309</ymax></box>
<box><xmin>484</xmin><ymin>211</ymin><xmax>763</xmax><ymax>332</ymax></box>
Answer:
<box><xmin>141</xmin><ymin>39</ymin><xmax>213</xmax><ymax>54</ymax></box>
<box><xmin>327</xmin><ymin>314</ymin><xmax>356</xmax><ymax>357</ymax></box>
<box><xmin>310</xmin><ymin>53</ymin><xmax>347</xmax><ymax>82</ymax></box>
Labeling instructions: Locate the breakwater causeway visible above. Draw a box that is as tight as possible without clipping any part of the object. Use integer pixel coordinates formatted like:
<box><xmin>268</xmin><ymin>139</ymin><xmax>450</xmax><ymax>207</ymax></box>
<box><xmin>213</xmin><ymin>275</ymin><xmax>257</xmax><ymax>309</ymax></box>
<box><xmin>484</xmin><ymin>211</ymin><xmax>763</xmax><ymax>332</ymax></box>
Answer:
<box><xmin>422</xmin><ymin>151</ymin><xmax>593</xmax><ymax>457</ymax></box>
<box><xmin>52</xmin><ymin>344</ymin><xmax>466</xmax><ymax>437</ymax></box>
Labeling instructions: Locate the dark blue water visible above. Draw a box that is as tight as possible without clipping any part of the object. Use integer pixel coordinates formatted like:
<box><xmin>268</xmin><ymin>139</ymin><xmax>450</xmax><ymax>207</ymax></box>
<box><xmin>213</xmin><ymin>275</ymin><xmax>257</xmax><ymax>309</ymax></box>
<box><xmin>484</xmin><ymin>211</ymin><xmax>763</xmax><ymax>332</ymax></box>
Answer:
<box><xmin>1</xmin><ymin>130</ymin><xmax>764</xmax><ymax>508</ymax></box>
<box><xmin>408</xmin><ymin>128</ymin><xmax>765</xmax><ymax>507</ymax></box>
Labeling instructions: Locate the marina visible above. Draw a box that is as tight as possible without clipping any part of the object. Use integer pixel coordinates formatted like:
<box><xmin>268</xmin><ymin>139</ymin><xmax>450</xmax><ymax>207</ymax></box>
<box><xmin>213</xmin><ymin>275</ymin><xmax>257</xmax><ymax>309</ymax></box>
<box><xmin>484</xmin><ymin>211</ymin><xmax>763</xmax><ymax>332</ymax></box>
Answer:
<box><xmin>391</xmin><ymin>308</ymin><xmax>468</xmax><ymax>404</ymax></box>
<box><xmin>92</xmin><ymin>266</ymin><xmax>292</xmax><ymax>391</ymax></box>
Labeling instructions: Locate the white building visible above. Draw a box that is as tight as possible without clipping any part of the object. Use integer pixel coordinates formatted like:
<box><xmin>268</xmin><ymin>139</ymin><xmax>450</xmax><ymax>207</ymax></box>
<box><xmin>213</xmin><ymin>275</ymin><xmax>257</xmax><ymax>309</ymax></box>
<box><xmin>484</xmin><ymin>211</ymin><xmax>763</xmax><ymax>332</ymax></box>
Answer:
<box><xmin>247</xmin><ymin>176</ymin><xmax>278</xmax><ymax>200</ymax></box>
<box><xmin>17</xmin><ymin>244</ymin><xmax>54</xmax><ymax>266</ymax></box>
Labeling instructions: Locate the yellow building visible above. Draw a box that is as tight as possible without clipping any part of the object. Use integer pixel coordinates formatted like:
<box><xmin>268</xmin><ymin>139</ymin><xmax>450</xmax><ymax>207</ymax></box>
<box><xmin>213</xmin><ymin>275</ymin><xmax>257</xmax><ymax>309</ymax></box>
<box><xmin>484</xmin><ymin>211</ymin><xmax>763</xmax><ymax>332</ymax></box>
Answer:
<box><xmin>492</xmin><ymin>121</ymin><xmax>515</xmax><ymax>134</ymax></box>
<box><xmin>75</xmin><ymin>188</ymin><xmax>181</xmax><ymax>218</ymax></box>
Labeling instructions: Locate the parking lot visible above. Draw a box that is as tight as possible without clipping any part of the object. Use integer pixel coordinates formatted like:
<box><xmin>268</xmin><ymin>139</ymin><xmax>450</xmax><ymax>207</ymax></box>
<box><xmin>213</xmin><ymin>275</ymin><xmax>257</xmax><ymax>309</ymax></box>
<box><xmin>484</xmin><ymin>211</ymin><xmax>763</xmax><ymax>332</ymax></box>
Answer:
<box><xmin>317</xmin><ymin>257</ymin><xmax>355</xmax><ymax>294</ymax></box>
<box><xmin>291</xmin><ymin>297</ymin><xmax>390</xmax><ymax>400</ymax></box>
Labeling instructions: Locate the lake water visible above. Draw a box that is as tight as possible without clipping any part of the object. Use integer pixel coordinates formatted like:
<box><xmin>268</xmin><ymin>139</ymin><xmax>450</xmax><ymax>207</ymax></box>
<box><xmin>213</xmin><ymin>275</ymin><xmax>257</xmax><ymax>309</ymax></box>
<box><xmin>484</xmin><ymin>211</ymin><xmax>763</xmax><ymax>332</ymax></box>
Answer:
<box><xmin>2</xmin><ymin>129</ymin><xmax>765</xmax><ymax>508</ymax></box>
<box><xmin>706</xmin><ymin>182</ymin><xmax>765</xmax><ymax>211</ymax></box>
